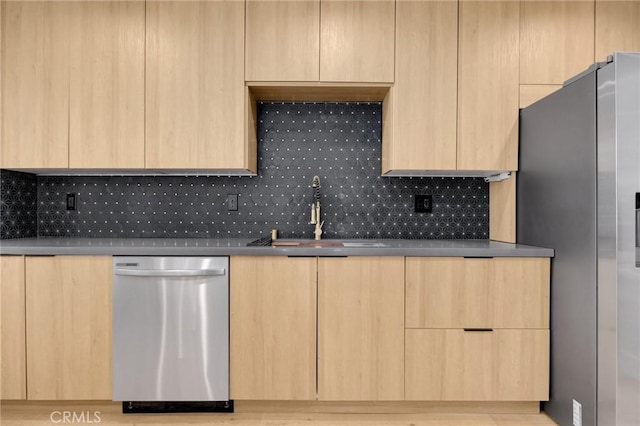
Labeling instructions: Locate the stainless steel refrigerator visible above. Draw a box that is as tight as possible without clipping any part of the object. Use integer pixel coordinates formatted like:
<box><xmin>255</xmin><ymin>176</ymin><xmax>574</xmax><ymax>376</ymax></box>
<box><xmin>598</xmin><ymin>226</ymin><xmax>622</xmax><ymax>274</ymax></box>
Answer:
<box><xmin>518</xmin><ymin>52</ymin><xmax>640</xmax><ymax>426</ymax></box>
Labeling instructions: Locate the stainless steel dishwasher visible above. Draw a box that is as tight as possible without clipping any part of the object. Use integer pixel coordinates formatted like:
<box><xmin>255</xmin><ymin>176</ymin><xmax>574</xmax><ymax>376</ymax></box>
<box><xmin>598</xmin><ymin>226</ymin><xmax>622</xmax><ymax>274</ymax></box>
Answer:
<box><xmin>112</xmin><ymin>257</ymin><xmax>229</xmax><ymax>409</ymax></box>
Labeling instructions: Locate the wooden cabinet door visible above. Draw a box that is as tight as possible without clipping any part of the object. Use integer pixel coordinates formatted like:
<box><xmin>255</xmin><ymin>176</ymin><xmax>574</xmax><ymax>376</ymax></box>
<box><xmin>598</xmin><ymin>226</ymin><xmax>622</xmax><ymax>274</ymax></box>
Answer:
<box><xmin>520</xmin><ymin>1</ymin><xmax>594</xmax><ymax>85</ymax></box>
<box><xmin>1</xmin><ymin>256</ymin><xmax>26</xmax><ymax>400</ymax></box>
<box><xmin>25</xmin><ymin>256</ymin><xmax>112</xmax><ymax>400</ymax></box>
<box><xmin>146</xmin><ymin>1</ymin><xmax>248</xmax><ymax>170</ymax></box>
<box><xmin>405</xmin><ymin>329</ymin><xmax>549</xmax><ymax>401</ymax></box>
<box><xmin>245</xmin><ymin>0</ymin><xmax>320</xmax><ymax>82</ymax></box>
<box><xmin>1</xmin><ymin>1</ymin><xmax>69</xmax><ymax>168</ymax></box>
<box><xmin>68</xmin><ymin>2</ymin><xmax>145</xmax><ymax>168</ymax></box>
<box><xmin>318</xmin><ymin>257</ymin><xmax>404</xmax><ymax>400</ymax></box>
<box><xmin>595</xmin><ymin>0</ymin><xmax>640</xmax><ymax>62</ymax></box>
<box><xmin>406</xmin><ymin>257</ymin><xmax>550</xmax><ymax>329</ymax></box>
<box><xmin>457</xmin><ymin>1</ymin><xmax>519</xmax><ymax>171</ymax></box>
<box><xmin>383</xmin><ymin>0</ymin><xmax>457</xmax><ymax>172</ymax></box>
<box><xmin>230</xmin><ymin>256</ymin><xmax>317</xmax><ymax>400</ymax></box>
<box><xmin>320</xmin><ymin>0</ymin><xmax>395</xmax><ymax>83</ymax></box>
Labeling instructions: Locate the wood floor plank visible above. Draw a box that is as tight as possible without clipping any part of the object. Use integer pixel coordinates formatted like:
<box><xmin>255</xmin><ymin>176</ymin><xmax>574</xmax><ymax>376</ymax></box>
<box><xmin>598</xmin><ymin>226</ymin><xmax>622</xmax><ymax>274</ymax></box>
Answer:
<box><xmin>492</xmin><ymin>413</ymin><xmax>559</xmax><ymax>425</ymax></box>
<box><xmin>0</xmin><ymin>402</ymin><xmax>558</xmax><ymax>425</ymax></box>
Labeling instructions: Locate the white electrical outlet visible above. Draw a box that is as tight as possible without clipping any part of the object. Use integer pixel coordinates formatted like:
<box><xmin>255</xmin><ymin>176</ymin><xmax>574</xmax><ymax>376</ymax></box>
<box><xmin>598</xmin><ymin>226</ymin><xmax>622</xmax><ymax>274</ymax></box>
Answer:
<box><xmin>573</xmin><ymin>399</ymin><xmax>583</xmax><ymax>426</ymax></box>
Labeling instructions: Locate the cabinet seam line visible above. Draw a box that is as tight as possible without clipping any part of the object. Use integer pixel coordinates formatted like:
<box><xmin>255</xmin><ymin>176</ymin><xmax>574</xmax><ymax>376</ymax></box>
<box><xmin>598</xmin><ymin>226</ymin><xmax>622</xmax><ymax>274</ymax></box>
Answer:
<box><xmin>315</xmin><ymin>257</ymin><xmax>319</xmax><ymax>400</ymax></box>
<box><xmin>23</xmin><ymin>256</ymin><xmax>28</xmax><ymax>399</ymax></box>
<box><xmin>455</xmin><ymin>0</ymin><xmax>460</xmax><ymax>169</ymax></box>
<box><xmin>318</xmin><ymin>0</ymin><xmax>321</xmax><ymax>81</ymax></box>
<box><xmin>143</xmin><ymin>1</ymin><xmax>147</xmax><ymax>169</ymax></box>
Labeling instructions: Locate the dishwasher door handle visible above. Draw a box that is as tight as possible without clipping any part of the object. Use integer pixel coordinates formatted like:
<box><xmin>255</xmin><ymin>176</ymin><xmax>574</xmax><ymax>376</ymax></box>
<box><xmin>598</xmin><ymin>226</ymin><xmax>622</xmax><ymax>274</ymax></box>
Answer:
<box><xmin>114</xmin><ymin>268</ymin><xmax>226</xmax><ymax>277</ymax></box>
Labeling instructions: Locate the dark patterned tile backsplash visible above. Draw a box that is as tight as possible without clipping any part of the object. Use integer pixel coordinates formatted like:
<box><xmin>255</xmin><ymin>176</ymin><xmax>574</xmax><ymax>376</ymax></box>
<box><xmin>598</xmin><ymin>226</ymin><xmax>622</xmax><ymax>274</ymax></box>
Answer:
<box><xmin>3</xmin><ymin>102</ymin><xmax>489</xmax><ymax>240</ymax></box>
<box><xmin>0</xmin><ymin>170</ymin><xmax>37</xmax><ymax>239</ymax></box>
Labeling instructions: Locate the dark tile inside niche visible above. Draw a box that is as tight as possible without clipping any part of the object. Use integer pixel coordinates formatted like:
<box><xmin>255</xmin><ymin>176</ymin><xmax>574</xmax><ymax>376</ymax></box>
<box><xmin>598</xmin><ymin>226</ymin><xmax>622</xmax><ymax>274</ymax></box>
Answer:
<box><xmin>0</xmin><ymin>169</ymin><xmax>37</xmax><ymax>239</ymax></box>
<box><xmin>33</xmin><ymin>102</ymin><xmax>488</xmax><ymax>239</ymax></box>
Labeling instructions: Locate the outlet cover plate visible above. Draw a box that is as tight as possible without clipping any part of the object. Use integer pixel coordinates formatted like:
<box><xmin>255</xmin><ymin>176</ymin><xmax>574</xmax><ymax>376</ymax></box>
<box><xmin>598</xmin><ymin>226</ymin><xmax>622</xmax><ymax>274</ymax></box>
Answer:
<box><xmin>226</xmin><ymin>194</ymin><xmax>238</xmax><ymax>211</ymax></box>
<box><xmin>415</xmin><ymin>194</ymin><xmax>433</xmax><ymax>213</ymax></box>
<box><xmin>66</xmin><ymin>193</ymin><xmax>77</xmax><ymax>211</ymax></box>
<box><xmin>573</xmin><ymin>399</ymin><xmax>582</xmax><ymax>426</ymax></box>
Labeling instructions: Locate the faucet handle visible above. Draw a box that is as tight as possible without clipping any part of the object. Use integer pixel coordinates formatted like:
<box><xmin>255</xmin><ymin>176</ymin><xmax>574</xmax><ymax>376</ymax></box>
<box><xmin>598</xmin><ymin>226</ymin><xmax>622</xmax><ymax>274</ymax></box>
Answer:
<box><xmin>310</xmin><ymin>205</ymin><xmax>317</xmax><ymax>224</ymax></box>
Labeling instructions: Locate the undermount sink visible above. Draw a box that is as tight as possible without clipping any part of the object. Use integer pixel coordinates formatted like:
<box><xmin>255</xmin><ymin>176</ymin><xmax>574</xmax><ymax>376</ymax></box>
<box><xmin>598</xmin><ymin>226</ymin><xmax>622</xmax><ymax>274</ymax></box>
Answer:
<box><xmin>341</xmin><ymin>242</ymin><xmax>388</xmax><ymax>248</ymax></box>
<box><xmin>269</xmin><ymin>239</ymin><xmax>388</xmax><ymax>248</ymax></box>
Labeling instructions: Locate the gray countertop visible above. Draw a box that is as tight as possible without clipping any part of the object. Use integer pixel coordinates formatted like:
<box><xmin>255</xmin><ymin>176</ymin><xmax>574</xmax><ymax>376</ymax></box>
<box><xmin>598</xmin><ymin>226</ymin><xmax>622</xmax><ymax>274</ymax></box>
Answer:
<box><xmin>0</xmin><ymin>238</ymin><xmax>554</xmax><ymax>257</ymax></box>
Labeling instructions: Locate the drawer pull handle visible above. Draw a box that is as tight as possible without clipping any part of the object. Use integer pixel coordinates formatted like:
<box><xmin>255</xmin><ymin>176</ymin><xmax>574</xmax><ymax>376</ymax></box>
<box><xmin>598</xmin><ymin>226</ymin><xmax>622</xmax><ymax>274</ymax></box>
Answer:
<box><xmin>463</xmin><ymin>328</ymin><xmax>494</xmax><ymax>332</ymax></box>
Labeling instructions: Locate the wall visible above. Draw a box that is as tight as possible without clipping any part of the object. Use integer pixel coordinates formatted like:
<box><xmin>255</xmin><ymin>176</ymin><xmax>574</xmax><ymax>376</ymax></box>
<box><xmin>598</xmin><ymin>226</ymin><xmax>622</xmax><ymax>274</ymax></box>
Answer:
<box><xmin>1</xmin><ymin>102</ymin><xmax>489</xmax><ymax>240</ymax></box>
<box><xmin>0</xmin><ymin>170</ymin><xmax>37</xmax><ymax>239</ymax></box>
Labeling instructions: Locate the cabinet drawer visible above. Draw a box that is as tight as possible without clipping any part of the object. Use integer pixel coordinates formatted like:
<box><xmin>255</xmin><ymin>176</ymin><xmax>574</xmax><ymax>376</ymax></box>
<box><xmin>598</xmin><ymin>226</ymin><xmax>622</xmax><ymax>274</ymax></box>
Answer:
<box><xmin>406</xmin><ymin>257</ymin><xmax>549</xmax><ymax>329</ymax></box>
<box><xmin>405</xmin><ymin>329</ymin><xmax>549</xmax><ymax>401</ymax></box>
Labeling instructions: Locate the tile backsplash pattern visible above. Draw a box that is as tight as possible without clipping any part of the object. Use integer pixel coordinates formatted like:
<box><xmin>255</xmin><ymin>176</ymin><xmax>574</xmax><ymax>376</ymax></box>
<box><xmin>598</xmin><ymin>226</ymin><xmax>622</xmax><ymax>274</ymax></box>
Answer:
<box><xmin>4</xmin><ymin>102</ymin><xmax>489</xmax><ymax>239</ymax></box>
<box><xmin>0</xmin><ymin>169</ymin><xmax>37</xmax><ymax>239</ymax></box>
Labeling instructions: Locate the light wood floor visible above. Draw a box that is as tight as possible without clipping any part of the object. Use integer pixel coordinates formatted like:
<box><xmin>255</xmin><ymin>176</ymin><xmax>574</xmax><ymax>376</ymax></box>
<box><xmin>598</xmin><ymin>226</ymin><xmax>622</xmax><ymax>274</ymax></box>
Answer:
<box><xmin>0</xmin><ymin>401</ymin><xmax>558</xmax><ymax>426</ymax></box>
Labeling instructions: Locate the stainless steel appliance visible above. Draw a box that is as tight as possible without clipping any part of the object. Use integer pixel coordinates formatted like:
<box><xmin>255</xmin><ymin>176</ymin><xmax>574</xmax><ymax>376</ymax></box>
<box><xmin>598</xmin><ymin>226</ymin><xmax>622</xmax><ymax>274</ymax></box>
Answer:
<box><xmin>636</xmin><ymin>192</ymin><xmax>640</xmax><ymax>248</ymax></box>
<box><xmin>518</xmin><ymin>52</ymin><xmax>640</xmax><ymax>426</ymax></box>
<box><xmin>112</xmin><ymin>257</ymin><xmax>229</xmax><ymax>404</ymax></box>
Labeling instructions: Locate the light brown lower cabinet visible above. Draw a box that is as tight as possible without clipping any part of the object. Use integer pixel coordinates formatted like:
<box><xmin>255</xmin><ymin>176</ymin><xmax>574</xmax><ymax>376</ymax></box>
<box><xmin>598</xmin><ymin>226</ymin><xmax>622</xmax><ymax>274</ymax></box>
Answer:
<box><xmin>230</xmin><ymin>256</ymin><xmax>317</xmax><ymax>400</ymax></box>
<box><xmin>230</xmin><ymin>256</ymin><xmax>405</xmax><ymax>401</ymax></box>
<box><xmin>1</xmin><ymin>256</ymin><xmax>26</xmax><ymax>400</ymax></box>
<box><xmin>405</xmin><ymin>329</ymin><xmax>549</xmax><ymax>401</ymax></box>
<box><xmin>318</xmin><ymin>257</ymin><xmax>405</xmax><ymax>401</ymax></box>
<box><xmin>2</xmin><ymin>254</ymin><xmax>549</xmax><ymax>403</ymax></box>
<box><xmin>25</xmin><ymin>256</ymin><xmax>112</xmax><ymax>400</ymax></box>
<box><xmin>229</xmin><ymin>256</ymin><xmax>549</xmax><ymax>402</ymax></box>
<box><xmin>406</xmin><ymin>257</ymin><xmax>550</xmax><ymax>329</ymax></box>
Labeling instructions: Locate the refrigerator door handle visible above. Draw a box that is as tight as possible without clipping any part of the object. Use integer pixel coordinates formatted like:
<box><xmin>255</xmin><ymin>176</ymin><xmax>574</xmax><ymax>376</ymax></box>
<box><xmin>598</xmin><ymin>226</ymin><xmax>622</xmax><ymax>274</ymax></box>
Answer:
<box><xmin>636</xmin><ymin>192</ymin><xmax>640</xmax><ymax>248</ymax></box>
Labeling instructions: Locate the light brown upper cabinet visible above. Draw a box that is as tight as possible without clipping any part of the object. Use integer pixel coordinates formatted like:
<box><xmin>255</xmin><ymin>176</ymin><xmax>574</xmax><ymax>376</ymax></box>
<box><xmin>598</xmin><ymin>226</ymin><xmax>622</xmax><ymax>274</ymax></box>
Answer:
<box><xmin>320</xmin><ymin>0</ymin><xmax>395</xmax><ymax>83</ymax></box>
<box><xmin>1</xmin><ymin>1</ymin><xmax>69</xmax><ymax>168</ymax></box>
<box><xmin>595</xmin><ymin>0</ymin><xmax>640</xmax><ymax>62</ymax></box>
<box><xmin>146</xmin><ymin>1</ymin><xmax>253</xmax><ymax>172</ymax></box>
<box><xmin>520</xmin><ymin>1</ymin><xmax>595</xmax><ymax>85</ymax></box>
<box><xmin>245</xmin><ymin>0</ymin><xmax>320</xmax><ymax>82</ymax></box>
<box><xmin>26</xmin><ymin>256</ymin><xmax>112</xmax><ymax>400</ymax></box>
<box><xmin>457</xmin><ymin>1</ymin><xmax>519</xmax><ymax>171</ymax></box>
<box><xmin>1</xmin><ymin>1</ymin><xmax>144</xmax><ymax>170</ymax></box>
<box><xmin>382</xmin><ymin>0</ymin><xmax>458</xmax><ymax>173</ymax></box>
<box><xmin>318</xmin><ymin>257</ymin><xmax>404</xmax><ymax>401</ymax></box>
<box><xmin>230</xmin><ymin>256</ymin><xmax>317</xmax><ymax>400</ymax></box>
<box><xmin>69</xmin><ymin>1</ymin><xmax>145</xmax><ymax>168</ymax></box>
<box><xmin>245</xmin><ymin>0</ymin><xmax>394</xmax><ymax>83</ymax></box>
<box><xmin>1</xmin><ymin>256</ymin><xmax>26</xmax><ymax>400</ymax></box>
